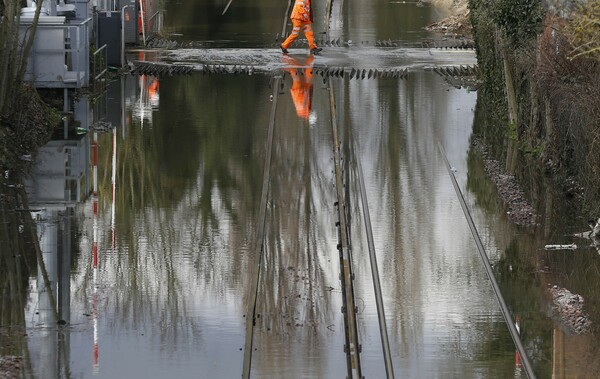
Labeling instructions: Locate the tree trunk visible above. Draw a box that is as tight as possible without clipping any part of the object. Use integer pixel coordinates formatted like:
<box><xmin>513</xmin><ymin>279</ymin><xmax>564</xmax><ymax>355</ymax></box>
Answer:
<box><xmin>16</xmin><ymin>0</ymin><xmax>43</xmax><ymax>89</ymax></box>
<box><xmin>499</xmin><ymin>35</ymin><xmax>519</xmax><ymax>174</ymax></box>
<box><xmin>0</xmin><ymin>0</ymin><xmax>43</xmax><ymax>117</ymax></box>
<box><xmin>0</xmin><ymin>0</ymin><xmax>19</xmax><ymax>114</ymax></box>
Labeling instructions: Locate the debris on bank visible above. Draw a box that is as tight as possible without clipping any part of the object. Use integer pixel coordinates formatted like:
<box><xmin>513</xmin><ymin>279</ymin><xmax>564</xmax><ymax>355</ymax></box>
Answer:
<box><xmin>0</xmin><ymin>356</ymin><xmax>23</xmax><ymax>379</ymax></box>
<box><xmin>549</xmin><ymin>285</ymin><xmax>592</xmax><ymax>335</ymax></box>
<box><xmin>473</xmin><ymin>139</ymin><xmax>538</xmax><ymax>227</ymax></box>
<box><xmin>425</xmin><ymin>11</ymin><xmax>472</xmax><ymax>37</ymax></box>
<box><xmin>423</xmin><ymin>0</ymin><xmax>473</xmax><ymax>38</ymax></box>
<box><xmin>544</xmin><ymin>243</ymin><xmax>577</xmax><ymax>250</ymax></box>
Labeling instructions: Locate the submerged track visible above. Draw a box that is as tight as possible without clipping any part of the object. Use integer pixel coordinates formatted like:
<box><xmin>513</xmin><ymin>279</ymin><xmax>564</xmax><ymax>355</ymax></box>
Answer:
<box><xmin>328</xmin><ymin>79</ymin><xmax>363</xmax><ymax>379</ymax></box>
<box><xmin>212</xmin><ymin>0</ymin><xmax>535</xmax><ymax>375</ymax></box>
<box><xmin>241</xmin><ymin>75</ymin><xmax>281</xmax><ymax>379</ymax></box>
<box><xmin>438</xmin><ymin>142</ymin><xmax>537</xmax><ymax>379</ymax></box>
<box><xmin>241</xmin><ymin>4</ymin><xmax>291</xmax><ymax>378</ymax></box>
<box><xmin>240</xmin><ymin>0</ymin><xmax>396</xmax><ymax>376</ymax></box>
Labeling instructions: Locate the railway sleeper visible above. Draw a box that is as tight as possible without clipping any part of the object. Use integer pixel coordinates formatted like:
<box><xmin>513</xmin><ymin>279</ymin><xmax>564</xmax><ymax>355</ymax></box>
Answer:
<box><xmin>432</xmin><ymin>65</ymin><xmax>479</xmax><ymax>78</ymax></box>
<box><xmin>276</xmin><ymin>38</ymin><xmax>474</xmax><ymax>48</ymax></box>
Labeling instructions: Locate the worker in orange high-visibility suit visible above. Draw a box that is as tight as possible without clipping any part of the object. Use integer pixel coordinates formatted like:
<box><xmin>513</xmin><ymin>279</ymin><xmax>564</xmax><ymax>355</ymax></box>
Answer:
<box><xmin>284</xmin><ymin>55</ymin><xmax>317</xmax><ymax>124</ymax></box>
<box><xmin>280</xmin><ymin>0</ymin><xmax>322</xmax><ymax>55</ymax></box>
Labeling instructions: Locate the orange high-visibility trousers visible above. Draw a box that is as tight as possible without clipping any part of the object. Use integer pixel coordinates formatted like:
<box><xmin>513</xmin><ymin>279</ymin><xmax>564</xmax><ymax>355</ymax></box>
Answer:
<box><xmin>289</xmin><ymin>75</ymin><xmax>312</xmax><ymax>119</ymax></box>
<box><xmin>283</xmin><ymin>55</ymin><xmax>314</xmax><ymax>119</ymax></box>
<box><xmin>281</xmin><ymin>19</ymin><xmax>317</xmax><ymax>50</ymax></box>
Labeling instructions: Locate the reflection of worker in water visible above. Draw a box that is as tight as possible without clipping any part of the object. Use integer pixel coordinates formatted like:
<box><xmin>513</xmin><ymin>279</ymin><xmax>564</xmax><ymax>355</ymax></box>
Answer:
<box><xmin>148</xmin><ymin>77</ymin><xmax>159</xmax><ymax>108</ymax></box>
<box><xmin>280</xmin><ymin>0</ymin><xmax>322</xmax><ymax>55</ymax></box>
<box><xmin>284</xmin><ymin>55</ymin><xmax>317</xmax><ymax>125</ymax></box>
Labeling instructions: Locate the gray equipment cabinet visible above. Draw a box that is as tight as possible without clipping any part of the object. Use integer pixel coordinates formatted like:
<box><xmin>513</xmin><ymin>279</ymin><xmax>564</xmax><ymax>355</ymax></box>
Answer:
<box><xmin>97</xmin><ymin>11</ymin><xmax>122</xmax><ymax>66</ymax></box>
<box><xmin>120</xmin><ymin>0</ymin><xmax>139</xmax><ymax>44</ymax></box>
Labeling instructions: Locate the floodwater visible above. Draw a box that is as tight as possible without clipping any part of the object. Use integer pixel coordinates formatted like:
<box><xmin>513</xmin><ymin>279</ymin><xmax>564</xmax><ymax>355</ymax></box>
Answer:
<box><xmin>2</xmin><ymin>0</ymin><xmax>600</xmax><ymax>378</ymax></box>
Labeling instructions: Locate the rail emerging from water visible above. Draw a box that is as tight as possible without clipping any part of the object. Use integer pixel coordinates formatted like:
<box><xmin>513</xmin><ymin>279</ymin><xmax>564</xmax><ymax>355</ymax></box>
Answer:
<box><xmin>328</xmin><ymin>79</ymin><xmax>363</xmax><ymax>379</ymax></box>
<box><xmin>437</xmin><ymin>142</ymin><xmax>537</xmax><ymax>379</ymax></box>
<box><xmin>352</xmin><ymin>138</ymin><xmax>395</xmax><ymax>378</ymax></box>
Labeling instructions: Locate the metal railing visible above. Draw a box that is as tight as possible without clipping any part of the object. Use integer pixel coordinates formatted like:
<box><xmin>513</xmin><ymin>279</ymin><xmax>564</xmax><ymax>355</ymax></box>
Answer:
<box><xmin>92</xmin><ymin>44</ymin><xmax>108</xmax><ymax>90</ymax></box>
<box><xmin>148</xmin><ymin>11</ymin><xmax>163</xmax><ymax>37</ymax></box>
<box><xmin>20</xmin><ymin>17</ymin><xmax>92</xmax><ymax>88</ymax></box>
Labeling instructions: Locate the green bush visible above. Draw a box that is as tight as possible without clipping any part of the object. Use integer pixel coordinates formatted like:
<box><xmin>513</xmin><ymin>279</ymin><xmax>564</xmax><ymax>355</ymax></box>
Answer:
<box><xmin>491</xmin><ymin>0</ymin><xmax>542</xmax><ymax>47</ymax></box>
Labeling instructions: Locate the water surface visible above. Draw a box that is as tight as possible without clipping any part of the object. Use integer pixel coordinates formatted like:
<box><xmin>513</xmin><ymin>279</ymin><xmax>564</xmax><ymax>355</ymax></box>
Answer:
<box><xmin>2</xmin><ymin>0</ymin><xmax>600</xmax><ymax>378</ymax></box>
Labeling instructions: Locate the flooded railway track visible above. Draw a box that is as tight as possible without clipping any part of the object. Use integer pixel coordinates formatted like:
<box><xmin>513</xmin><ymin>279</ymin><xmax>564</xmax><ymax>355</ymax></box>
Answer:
<box><xmin>8</xmin><ymin>0</ymin><xmax>598</xmax><ymax>375</ymax></box>
<box><xmin>120</xmin><ymin>1</ymin><xmax>497</xmax><ymax>378</ymax></box>
<box><xmin>328</xmin><ymin>80</ymin><xmax>363</xmax><ymax>379</ymax></box>
<box><xmin>238</xmin><ymin>1</ymin><xmax>400</xmax><ymax>377</ymax></box>
<box><xmin>241</xmin><ymin>6</ymin><xmax>291</xmax><ymax>377</ymax></box>
<box><xmin>240</xmin><ymin>69</ymin><xmax>397</xmax><ymax>379</ymax></box>
<box><xmin>241</xmin><ymin>73</ymin><xmax>281</xmax><ymax>379</ymax></box>
<box><xmin>437</xmin><ymin>143</ymin><xmax>536</xmax><ymax>379</ymax></box>
<box><xmin>126</xmin><ymin>49</ymin><xmax>525</xmax><ymax>379</ymax></box>
<box><xmin>114</xmin><ymin>4</ymin><xmax>482</xmax><ymax>379</ymax></box>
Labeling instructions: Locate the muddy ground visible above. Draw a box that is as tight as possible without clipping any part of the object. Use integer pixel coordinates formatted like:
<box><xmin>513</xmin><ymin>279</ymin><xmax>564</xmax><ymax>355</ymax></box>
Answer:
<box><xmin>549</xmin><ymin>285</ymin><xmax>592</xmax><ymax>335</ymax></box>
<box><xmin>473</xmin><ymin>138</ymin><xmax>538</xmax><ymax>227</ymax></box>
<box><xmin>424</xmin><ymin>0</ymin><xmax>472</xmax><ymax>38</ymax></box>
<box><xmin>0</xmin><ymin>356</ymin><xmax>23</xmax><ymax>379</ymax></box>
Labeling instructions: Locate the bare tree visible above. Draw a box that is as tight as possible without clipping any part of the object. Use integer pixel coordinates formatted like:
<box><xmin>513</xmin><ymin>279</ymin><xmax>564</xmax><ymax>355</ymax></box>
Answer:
<box><xmin>566</xmin><ymin>2</ymin><xmax>600</xmax><ymax>60</ymax></box>
<box><xmin>0</xmin><ymin>0</ymin><xmax>43</xmax><ymax>116</ymax></box>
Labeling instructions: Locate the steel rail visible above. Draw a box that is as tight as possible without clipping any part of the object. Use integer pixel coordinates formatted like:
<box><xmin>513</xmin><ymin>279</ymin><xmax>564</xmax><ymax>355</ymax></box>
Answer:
<box><xmin>241</xmin><ymin>78</ymin><xmax>281</xmax><ymax>379</ymax></box>
<box><xmin>437</xmin><ymin>141</ymin><xmax>537</xmax><ymax>379</ymax></box>
<box><xmin>353</xmin><ymin>141</ymin><xmax>395</xmax><ymax>378</ymax></box>
<box><xmin>328</xmin><ymin>80</ymin><xmax>363</xmax><ymax>379</ymax></box>
<box><xmin>324</xmin><ymin>3</ymin><xmax>362</xmax><ymax>377</ymax></box>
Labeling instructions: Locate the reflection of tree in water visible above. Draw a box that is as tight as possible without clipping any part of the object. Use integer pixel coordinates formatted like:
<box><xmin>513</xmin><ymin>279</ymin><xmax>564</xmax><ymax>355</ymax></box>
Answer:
<box><xmin>164</xmin><ymin>0</ymin><xmax>288</xmax><ymax>43</ymax></box>
<box><xmin>469</xmin><ymin>113</ymin><xmax>600</xmax><ymax>376</ymax></box>
<box><xmin>0</xmin><ymin>188</ymin><xmax>29</xmax><ymax>350</ymax></box>
<box><xmin>253</xmin><ymin>86</ymin><xmax>340</xmax><ymax>372</ymax></box>
<box><xmin>341</xmin><ymin>74</ymin><xmax>522</xmax><ymax>375</ymax></box>
<box><xmin>344</xmin><ymin>75</ymin><xmax>436</xmax><ymax>356</ymax></box>
<box><xmin>77</xmin><ymin>74</ymin><xmax>269</xmax><ymax>350</ymax></box>
<box><xmin>0</xmin><ymin>185</ymin><xmax>37</xmax><ymax>372</ymax></box>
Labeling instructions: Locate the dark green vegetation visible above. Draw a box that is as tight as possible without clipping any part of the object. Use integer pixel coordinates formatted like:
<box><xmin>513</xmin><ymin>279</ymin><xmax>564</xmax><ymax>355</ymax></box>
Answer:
<box><xmin>0</xmin><ymin>1</ymin><xmax>59</xmax><ymax>173</ymax></box>
<box><xmin>1</xmin><ymin>3</ymin><xmax>64</xmax><ymax>370</ymax></box>
<box><xmin>468</xmin><ymin>2</ymin><xmax>600</xmax><ymax>375</ymax></box>
<box><xmin>469</xmin><ymin>0</ymin><xmax>600</xmax><ymax>217</ymax></box>
<box><xmin>0</xmin><ymin>182</ymin><xmax>37</xmax><ymax>372</ymax></box>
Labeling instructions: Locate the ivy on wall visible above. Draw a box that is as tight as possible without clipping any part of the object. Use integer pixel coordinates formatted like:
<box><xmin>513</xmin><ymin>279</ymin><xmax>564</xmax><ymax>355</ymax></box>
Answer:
<box><xmin>469</xmin><ymin>0</ymin><xmax>600</xmax><ymax>215</ymax></box>
<box><xmin>490</xmin><ymin>0</ymin><xmax>542</xmax><ymax>47</ymax></box>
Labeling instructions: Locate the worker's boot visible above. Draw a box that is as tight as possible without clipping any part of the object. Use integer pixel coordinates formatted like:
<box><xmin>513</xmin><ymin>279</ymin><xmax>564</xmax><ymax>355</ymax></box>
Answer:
<box><xmin>310</xmin><ymin>47</ymin><xmax>322</xmax><ymax>55</ymax></box>
<box><xmin>280</xmin><ymin>44</ymin><xmax>289</xmax><ymax>54</ymax></box>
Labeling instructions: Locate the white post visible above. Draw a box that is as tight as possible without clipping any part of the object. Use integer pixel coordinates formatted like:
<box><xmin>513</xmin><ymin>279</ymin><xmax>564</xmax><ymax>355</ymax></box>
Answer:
<box><xmin>121</xmin><ymin>5</ymin><xmax>128</xmax><ymax>66</ymax></box>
